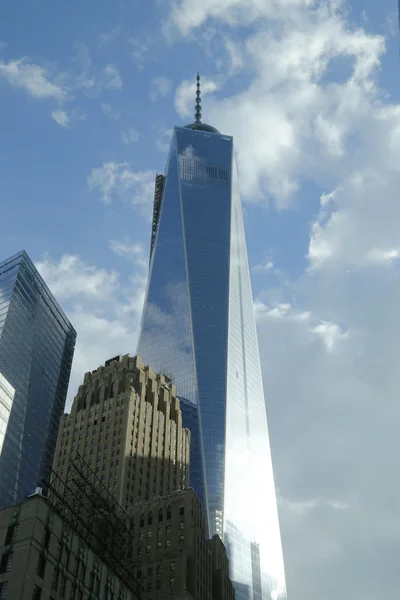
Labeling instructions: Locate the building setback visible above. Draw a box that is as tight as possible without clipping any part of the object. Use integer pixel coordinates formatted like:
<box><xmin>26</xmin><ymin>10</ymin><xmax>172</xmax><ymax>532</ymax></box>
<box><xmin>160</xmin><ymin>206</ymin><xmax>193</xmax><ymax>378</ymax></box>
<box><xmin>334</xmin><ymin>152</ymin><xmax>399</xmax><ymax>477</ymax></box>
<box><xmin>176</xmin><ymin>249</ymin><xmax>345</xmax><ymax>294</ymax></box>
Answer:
<box><xmin>53</xmin><ymin>354</ymin><xmax>190</xmax><ymax>512</ymax></box>
<box><xmin>0</xmin><ymin>250</ymin><xmax>76</xmax><ymax>510</ymax></box>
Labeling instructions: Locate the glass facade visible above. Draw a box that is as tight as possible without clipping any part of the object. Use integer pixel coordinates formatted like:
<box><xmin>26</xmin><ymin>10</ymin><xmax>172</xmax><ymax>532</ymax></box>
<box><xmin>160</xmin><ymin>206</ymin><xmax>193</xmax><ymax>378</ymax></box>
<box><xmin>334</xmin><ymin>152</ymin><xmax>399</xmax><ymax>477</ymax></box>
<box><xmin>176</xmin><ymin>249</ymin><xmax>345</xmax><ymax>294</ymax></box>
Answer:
<box><xmin>137</xmin><ymin>126</ymin><xmax>287</xmax><ymax>600</ymax></box>
<box><xmin>0</xmin><ymin>251</ymin><xmax>76</xmax><ymax>509</ymax></box>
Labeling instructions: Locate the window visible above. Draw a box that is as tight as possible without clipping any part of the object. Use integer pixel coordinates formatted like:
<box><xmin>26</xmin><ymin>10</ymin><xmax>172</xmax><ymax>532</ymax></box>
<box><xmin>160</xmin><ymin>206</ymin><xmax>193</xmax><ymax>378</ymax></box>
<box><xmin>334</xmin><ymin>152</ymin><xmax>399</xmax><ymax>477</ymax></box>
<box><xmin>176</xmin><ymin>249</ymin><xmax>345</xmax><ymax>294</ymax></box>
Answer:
<box><xmin>147</xmin><ymin>582</ymin><xmax>152</xmax><ymax>592</ymax></box>
<box><xmin>170</xmin><ymin>561</ymin><xmax>175</xmax><ymax>571</ymax></box>
<box><xmin>32</xmin><ymin>584</ymin><xmax>42</xmax><ymax>600</ymax></box>
<box><xmin>147</xmin><ymin>530</ymin><xmax>152</xmax><ymax>539</ymax></box>
<box><xmin>157</xmin><ymin>565</ymin><xmax>162</xmax><ymax>575</ymax></box>
<box><xmin>0</xmin><ymin>583</ymin><xmax>8</xmax><ymax>600</ymax></box>
<box><xmin>146</xmin><ymin>545</ymin><xmax>151</xmax><ymax>553</ymax></box>
<box><xmin>156</xmin><ymin>581</ymin><xmax>161</xmax><ymax>591</ymax></box>
<box><xmin>0</xmin><ymin>552</ymin><xmax>13</xmax><ymax>574</ymax></box>
<box><xmin>139</xmin><ymin>532</ymin><xmax>144</xmax><ymax>541</ymax></box>
<box><xmin>158</xmin><ymin>508</ymin><xmax>163</xmax><ymax>522</ymax></box>
<box><xmin>110</xmin><ymin>382</ymin><xmax>116</xmax><ymax>398</ymax></box>
<box><xmin>179</xmin><ymin>535</ymin><xmax>184</xmax><ymax>544</ymax></box>
<box><xmin>179</xmin><ymin>506</ymin><xmax>185</xmax><ymax>516</ymax></box>
<box><xmin>169</xmin><ymin>577</ymin><xmax>175</xmax><ymax>585</ymax></box>
<box><xmin>157</xmin><ymin>541</ymin><xmax>162</xmax><ymax>550</ymax></box>
<box><xmin>148</xmin><ymin>566</ymin><xmax>153</xmax><ymax>577</ymax></box>
<box><xmin>37</xmin><ymin>553</ymin><xmax>46</xmax><ymax>578</ymax></box>
<box><xmin>165</xmin><ymin>540</ymin><xmax>170</xmax><ymax>548</ymax></box>
<box><xmin>59</xmin><ymin>574</ymin><xmax>66</xmax><ymax>597</ymax></box>
<box><xmin>63</xmin><ymin>549</ymin><xmax>70</xmax><ymax>569</ymax></box>
<box><xmin>5</xmin><ymin>524</ymin><xmax>18</xmax><ymax>545</ymax></box>
<box><xmin>51</xmin><ymin>567</ymin><xmax>59</xmax><ymax>590</ymax></box>
<box><xmin>97</xmin><ymin>387</ymin><xmax>102</xmax><ymax>400</ymax></box>
<box><xmin>148</xmin><ymin>512</ymin><xmax>152</xmax><ymax>526</ymax></box>
<box><xmin>166</xmin><ymin>506</ymin><xmax>171</xmax><ymax>520</ymax></box>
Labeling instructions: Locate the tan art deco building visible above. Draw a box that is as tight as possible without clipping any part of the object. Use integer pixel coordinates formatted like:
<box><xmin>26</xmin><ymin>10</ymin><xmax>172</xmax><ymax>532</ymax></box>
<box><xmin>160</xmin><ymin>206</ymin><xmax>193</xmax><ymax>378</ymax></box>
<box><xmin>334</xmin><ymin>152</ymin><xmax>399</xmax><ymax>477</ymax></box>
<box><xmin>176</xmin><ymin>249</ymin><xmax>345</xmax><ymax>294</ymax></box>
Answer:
<box><xmin>53</xmin><ymin>355</ymin><xmax>190</xmax><ymax>511</ymax></box>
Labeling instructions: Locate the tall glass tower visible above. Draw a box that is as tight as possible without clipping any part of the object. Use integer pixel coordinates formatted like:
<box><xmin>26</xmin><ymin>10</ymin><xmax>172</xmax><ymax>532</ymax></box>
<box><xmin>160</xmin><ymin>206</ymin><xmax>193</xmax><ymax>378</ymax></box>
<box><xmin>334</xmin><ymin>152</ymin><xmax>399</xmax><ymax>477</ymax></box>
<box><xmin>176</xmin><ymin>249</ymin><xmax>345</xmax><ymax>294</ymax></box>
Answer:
<box><xmin>137</xmin><ymin>76</ymin><xmax>287</xmax><ymax>600</ymax></box>
<box><xmin>0</xmin><ymin>250</ymin><xmax>76</xmax><ymax>509</ymax></box>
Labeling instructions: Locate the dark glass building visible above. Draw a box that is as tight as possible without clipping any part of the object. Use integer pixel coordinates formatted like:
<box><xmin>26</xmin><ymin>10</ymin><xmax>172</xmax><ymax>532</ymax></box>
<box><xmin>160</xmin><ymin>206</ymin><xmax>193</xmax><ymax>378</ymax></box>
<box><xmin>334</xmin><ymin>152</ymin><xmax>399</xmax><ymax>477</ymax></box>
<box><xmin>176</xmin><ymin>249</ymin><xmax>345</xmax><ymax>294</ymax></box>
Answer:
<box><xmin>0</xmin><ymin>250</ymin><xmax>76</xmax><ymax>509</ymax></box>
<box><xmin>137</xmin><ymin>78</ymin><xmax>287</xmax><ymax>600</ymax></box>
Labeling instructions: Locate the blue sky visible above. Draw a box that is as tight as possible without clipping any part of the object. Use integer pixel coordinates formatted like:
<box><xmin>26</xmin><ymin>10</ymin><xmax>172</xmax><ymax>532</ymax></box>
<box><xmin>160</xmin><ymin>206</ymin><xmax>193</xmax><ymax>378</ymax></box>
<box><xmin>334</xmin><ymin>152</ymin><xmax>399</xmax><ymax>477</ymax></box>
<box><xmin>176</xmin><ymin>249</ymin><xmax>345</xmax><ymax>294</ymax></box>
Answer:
<box><xmin>1</xmin><ymin>1</ymin><xmax>400</xmax><ymax>599</ymax></box>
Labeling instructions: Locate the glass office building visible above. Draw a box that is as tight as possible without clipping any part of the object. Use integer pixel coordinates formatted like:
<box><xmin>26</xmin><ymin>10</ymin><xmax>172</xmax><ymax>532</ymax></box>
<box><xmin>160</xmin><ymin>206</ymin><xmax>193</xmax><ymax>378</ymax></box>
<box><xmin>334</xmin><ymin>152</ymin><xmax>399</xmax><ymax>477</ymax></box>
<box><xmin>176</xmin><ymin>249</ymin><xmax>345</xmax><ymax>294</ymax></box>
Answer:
<box><xmin>0</xmin><ymin>250</ymin><xmax>76</xmax><ymax>509</ymax></box>
<box><xmin>137</xmin><ymin>86</ymin><xmax>287</xmax><ymax>600</ymax></box>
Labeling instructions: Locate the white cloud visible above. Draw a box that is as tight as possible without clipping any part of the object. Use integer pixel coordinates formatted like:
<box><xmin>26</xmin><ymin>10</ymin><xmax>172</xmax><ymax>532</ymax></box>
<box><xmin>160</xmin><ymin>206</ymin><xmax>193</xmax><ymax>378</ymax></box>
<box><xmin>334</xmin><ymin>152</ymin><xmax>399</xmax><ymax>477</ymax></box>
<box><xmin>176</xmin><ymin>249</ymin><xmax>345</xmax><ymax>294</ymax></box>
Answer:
<box><xmin>87</xmin><ymin>162</ymin><xmax>122</xmax><ymax>205</ymax></box>
<box><xmin>171</xmin><ymin>1</ymin><xmax>385</xmax><ymax>205</ymax></box>
<box><xmin>101</xmin><ymin>64</ymin><xmax>123</xmax><ymax>89</ymax></box>
<box><xmin>252</xmin><ymin>260</ymin><xmax>274</xmax><ymax>272</ymax></box>
<box><xmin>35</xmin><ymin>254</ymin><xmax>119</xmax><ymax>300</ymax></box>
<box><xmin>121</xmin><ymin>127</ymin><xmax>139</xmax><ymax>143</ymax></box>
<box><xmin>51</xmin><ymin>110</ymin><xmax>70</xmax><ymax>128</ymax></box>
<box><xmin>87</xmin><ymin>162</ymin><xmax>155</xmax><ymax>217</ymax></box>
<box><xmin>175</xmin><ymin>76</ymin><xmax>220</xmax><ymax>120</ymax></box>
<box><xmin>34</xmin><ymin>252</ymin><xmax>147</xmax><ymax>410</ymax></box>
<box><xmin>165</xmin><ymin>2</ymin><xmax>400</xmax><ymax>598</ymax></box>
<box><xmin>109</xmin><ymin>239</ymin><xmax>148</xmax><ymax>270</ymax></box>
<box><xmin>0</xmin><ymin>58</ymin><xmax>67</xmax><ymax>100</ymax></box>
<box><xmin>156</xmin><ymin>128</ymin><xmax>173</xmax><ymax>153</ymax></box>
<box><xmin>99</xmin><ymin>26</ymin><xmax>121</xmax><ymax>46</ymax></box>
<box><xmin>101</xmin><ymin>102</ymin><xmax>121</xmax><ymax>120</ymax></box>
<box><xmin>149</xmin><ymin>76</ymin><xmax>172</xmax><ymax>102</ymax></box>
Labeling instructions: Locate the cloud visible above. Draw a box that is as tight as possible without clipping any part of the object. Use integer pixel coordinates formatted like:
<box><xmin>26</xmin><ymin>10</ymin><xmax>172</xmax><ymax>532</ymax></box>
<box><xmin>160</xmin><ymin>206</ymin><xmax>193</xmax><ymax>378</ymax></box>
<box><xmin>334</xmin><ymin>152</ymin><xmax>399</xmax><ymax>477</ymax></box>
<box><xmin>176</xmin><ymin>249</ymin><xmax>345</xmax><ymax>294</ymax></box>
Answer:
<box><xmin>171</xmin><ymin>1</ymin><xmax>385</xmax><ymax>206</ymax></box>
<box><xmin>51</xmin><ymin>110</ymin><xmax>70</xmax><ymax>128</ymax></box>
<box><xmin>121</xmin><ymin>127</ymin><xmax>139</xmax><ymax>143</ymax></box>
<box><xmin>87</xmin><ymin>162</ymin><xmax>155</xmax><ymax>217</ymax></box>
<box><xmin>35</xmin><ymin>252</ymin><xmax>147</xmax><ymax>410</ymax></box>
<box><xmin>165</xmin><ymin>1</ymin><xmax>400</xmax><ymax>598</ymax></box>
<box><xmin>109</xmin><ymin>239</ymin><xmax>148</xmax><ymax>271</ymax></box>
<box><xmin>175</xmin><ymin>76</ymin><xmax>221</xmax><ymax>120</ymax></box>
<box><xmin>35</xmin><ymin>254</ymin><xmax>119</xmax><ymax>300</ymax></box>
<box><xmin>99</xmin><ymin>26</ymin><xmax>121</xmax><ymax>46</ymax></box>
<box><xmin>101</xmin><ymin>64</ymin><xmax>123</xmax><ymax>89</ymax></box>
<box><xmin>252</xmin><ymin>260</ymin><xmax>274</xmax><ymax>272</ymax></box>
<box><xmin>149</xmin><ymin>76</ymin><xmax>172</xmax><ymax>102</ymax></box>
<box><xmin>0</xmin><ymin>57</ymin><xmax>67</xmax><ymax>100</ymax></box>
<box><xmin>101</xmin><ymin>102</ymin><xmax>121</xmax><ymax>120</ymax></box>
<box><xmin>156</xmin><ymin>128</ymin><xmax>173</xmax><ymax>153</ymax></box>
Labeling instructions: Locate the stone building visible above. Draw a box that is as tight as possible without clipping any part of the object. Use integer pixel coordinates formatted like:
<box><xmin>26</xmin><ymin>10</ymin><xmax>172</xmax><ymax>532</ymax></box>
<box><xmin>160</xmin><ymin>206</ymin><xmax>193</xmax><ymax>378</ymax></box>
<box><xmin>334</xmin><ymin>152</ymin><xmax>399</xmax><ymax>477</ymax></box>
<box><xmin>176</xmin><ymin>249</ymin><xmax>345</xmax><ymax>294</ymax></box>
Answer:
<box><xmin>0</xmin><ymin>492</ymin><xmax>141</xmax><ymax>600</ymax></box>
<box><xmin>130</xmin><ymin>487</ymin><xmax>234</xmax><ymax>600</ymax></box>
<box><xmin>53</xmin><ymin>355</ymin><xmax>190</xmax><ymax>511</ymax></box>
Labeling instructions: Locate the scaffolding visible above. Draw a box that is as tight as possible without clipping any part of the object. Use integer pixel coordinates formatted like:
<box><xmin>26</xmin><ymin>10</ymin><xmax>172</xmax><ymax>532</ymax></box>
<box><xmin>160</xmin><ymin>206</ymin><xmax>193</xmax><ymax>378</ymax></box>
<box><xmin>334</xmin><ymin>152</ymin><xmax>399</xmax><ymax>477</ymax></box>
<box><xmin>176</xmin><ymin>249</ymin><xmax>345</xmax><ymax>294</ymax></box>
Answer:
<box><xmin>45</xmin><ymin>452</ymin><xmax>144</xmax><ymax>599</ymax></box>
<box><xmin>150</xmin><ymin>173</ymin><xmax>165</xmax><ymax>261</ymax></box>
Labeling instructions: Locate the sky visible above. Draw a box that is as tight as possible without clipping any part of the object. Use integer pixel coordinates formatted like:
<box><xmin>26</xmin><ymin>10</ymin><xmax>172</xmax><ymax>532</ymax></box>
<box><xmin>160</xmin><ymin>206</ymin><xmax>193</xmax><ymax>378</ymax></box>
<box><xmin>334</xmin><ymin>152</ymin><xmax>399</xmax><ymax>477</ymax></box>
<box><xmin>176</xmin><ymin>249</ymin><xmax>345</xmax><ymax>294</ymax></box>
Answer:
<box><xmin>1</xmin><ymin>0</ymin><xmax>400</xmax><ymax>598</ymax></box>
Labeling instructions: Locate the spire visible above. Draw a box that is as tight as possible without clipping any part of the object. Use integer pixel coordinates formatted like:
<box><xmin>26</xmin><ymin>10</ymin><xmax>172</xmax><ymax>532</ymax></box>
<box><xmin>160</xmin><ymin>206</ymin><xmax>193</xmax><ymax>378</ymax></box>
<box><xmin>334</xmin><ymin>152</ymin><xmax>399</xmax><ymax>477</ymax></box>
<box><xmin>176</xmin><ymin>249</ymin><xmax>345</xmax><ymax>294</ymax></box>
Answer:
<box><xmin>195</xmin><ymin>72</ymin><xmax>202</xmax><ymax>123</ymax></box>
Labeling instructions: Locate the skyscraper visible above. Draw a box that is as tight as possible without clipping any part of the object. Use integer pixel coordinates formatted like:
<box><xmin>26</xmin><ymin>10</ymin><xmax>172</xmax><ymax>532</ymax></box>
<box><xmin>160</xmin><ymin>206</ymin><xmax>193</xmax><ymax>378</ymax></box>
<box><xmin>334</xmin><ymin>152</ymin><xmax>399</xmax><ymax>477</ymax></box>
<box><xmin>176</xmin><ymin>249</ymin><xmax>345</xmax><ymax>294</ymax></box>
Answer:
<box><xmin>137</xmin><ymin>76</ymin><xmax>287</xmax><ymax>600</ymax></box>
<box><xmin>0</xmin><ymin>250</ymin><xmax>76</xmax><ymax>510</ymax></box>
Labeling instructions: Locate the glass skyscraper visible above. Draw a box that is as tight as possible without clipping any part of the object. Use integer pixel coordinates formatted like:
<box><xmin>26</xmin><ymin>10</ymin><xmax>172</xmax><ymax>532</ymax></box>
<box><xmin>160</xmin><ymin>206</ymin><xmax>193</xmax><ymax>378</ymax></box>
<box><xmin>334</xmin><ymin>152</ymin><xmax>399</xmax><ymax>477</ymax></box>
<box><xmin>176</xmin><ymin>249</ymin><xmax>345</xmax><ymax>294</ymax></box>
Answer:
<box><xmin>137</xmin><ymin>77</ymin><xmax>287</xmax><ymax>600</ymax></box>
<box><xmin>0</xmin><ymin>250</ymin><xmax>76</xmax><ymax>509</ymax></box>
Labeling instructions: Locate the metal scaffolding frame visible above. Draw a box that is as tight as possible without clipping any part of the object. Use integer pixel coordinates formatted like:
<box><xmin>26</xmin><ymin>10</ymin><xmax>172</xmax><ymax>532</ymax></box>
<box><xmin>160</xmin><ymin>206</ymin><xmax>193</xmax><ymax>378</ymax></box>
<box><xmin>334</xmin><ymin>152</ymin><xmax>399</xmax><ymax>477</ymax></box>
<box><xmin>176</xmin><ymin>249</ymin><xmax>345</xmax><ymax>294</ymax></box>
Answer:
<box><xmin>44</xmin><ymin>452</ymin><xmax>144</xmax><ymax>598</ymax></box>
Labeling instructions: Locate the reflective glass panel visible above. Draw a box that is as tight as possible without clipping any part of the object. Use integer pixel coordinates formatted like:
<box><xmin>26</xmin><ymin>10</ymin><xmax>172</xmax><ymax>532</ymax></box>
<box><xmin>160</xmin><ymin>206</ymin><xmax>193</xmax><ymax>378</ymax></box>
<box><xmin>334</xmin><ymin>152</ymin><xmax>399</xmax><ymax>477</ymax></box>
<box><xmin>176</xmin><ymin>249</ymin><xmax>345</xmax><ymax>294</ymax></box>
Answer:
<box><xmin>137</xmin><ymin>127</ymin><xmax>287</xmax><ymax>600</ymax></box>
<box><xmin>0</xmin><ymin>251</ymin><xmax>76</xmax><ymax>509</ymax></box>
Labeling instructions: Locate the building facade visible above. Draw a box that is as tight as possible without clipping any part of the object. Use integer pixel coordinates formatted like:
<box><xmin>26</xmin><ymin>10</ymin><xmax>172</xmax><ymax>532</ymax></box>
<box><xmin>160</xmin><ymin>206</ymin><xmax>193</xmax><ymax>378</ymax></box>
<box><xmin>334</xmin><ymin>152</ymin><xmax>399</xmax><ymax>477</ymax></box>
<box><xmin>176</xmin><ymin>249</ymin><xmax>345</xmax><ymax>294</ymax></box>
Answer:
<box><xmin>0</xmin><ymin>493</ymin><xmax>138</xmax><ymax>600</ymax></box>
<box><xmin>137</xmin><ymin>81</ymin><xmax>287</xmax><ymax>600</ymax></box>
<box><xmin>130</xmin><ymin>487</ymin><xmax>234</xmax><ymax>600</ymax></box>
<box><xmin>53</xmin><ymin>355</ymin><xmax>190</xmax><ymax>511</ymax></box>
<box><xmin>0</xmin><ymin>250</ymin><xmax>76</xmax><ymax>510</ymax></box>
